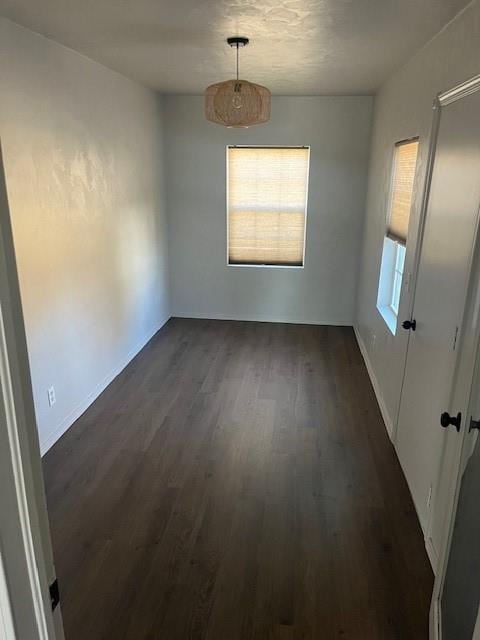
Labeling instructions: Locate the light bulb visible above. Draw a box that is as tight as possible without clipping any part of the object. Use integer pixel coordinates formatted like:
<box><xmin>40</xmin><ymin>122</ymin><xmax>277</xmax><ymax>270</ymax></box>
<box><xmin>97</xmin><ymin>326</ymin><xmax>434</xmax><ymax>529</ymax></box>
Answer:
<box><xmin>232</xmin><ymin>93</ymin><xmax>243</xmax><ymax>109</ymax></box>
<box><xmin>232</xmin><ymin>82</ymin><xmax>243</xmax><ymax>109</ymax></box>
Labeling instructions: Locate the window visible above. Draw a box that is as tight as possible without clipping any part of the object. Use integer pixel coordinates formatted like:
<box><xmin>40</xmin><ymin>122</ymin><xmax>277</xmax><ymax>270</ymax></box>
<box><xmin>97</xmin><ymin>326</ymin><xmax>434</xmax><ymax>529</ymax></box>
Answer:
<box><xmin>227</xmin><ymin>146</ymin><xmax>310</xmax><ymax>266</ymax></box>
<box><xmin>377</xmin><ymin>138</ymin><xmax>419</xmax><ymax>334</ymax></box>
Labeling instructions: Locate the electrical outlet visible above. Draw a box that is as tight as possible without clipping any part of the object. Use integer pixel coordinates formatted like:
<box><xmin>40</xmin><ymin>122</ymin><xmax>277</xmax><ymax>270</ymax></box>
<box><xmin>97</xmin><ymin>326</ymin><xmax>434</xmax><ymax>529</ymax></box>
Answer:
<box><xmin>427</xmin><ymin>485</ymin><xmax>433</xmax><ymax>509</ymax></box>
<box><xmin>47</xmin><ymin>386</ymin><xmax>56</xmax><ymax>407</ymax></box>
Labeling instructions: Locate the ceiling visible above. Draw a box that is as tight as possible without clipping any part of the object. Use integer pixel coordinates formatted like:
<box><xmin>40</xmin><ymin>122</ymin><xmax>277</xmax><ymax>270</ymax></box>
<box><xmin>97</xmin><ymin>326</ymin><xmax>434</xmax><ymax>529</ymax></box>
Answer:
<box><xmin>0</xmin><ymin>0</ymin><xmax>469</xmax><ymax>95</ymax></box>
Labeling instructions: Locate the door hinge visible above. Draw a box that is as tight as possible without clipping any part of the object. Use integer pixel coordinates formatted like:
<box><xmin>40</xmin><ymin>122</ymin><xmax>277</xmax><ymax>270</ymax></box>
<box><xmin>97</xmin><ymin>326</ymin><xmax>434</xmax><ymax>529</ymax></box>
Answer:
<box><xmin>49</xmin><ymin>578</ymin><xmax>60</xmax><ymax>611</ymax></box>
<box><xmin>452</xmin><ymin>326</ymin><xmax>459</xmax><ymax>351</ymax></box>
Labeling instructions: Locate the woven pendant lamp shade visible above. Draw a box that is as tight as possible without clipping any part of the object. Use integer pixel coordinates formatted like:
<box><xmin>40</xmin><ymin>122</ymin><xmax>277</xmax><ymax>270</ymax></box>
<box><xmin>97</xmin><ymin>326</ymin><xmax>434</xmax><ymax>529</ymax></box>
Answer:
<box><xmin>205</xmin><ymin>79</ymin><xmax>271</xmax><ymax>127</ymax></box>
<box><xmin>204</xmin><ymin>37</ymin><xmax>271</xmax><ymax>127</ymax></box>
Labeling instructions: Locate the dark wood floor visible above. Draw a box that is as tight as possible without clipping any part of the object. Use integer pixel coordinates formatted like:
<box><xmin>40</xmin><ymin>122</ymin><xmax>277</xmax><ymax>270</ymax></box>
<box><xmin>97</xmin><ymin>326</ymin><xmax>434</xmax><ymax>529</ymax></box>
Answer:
<box><xmin>43</xmin><ymin>318</ymin><xmax>433</xmax><ymax>639</ymax></box>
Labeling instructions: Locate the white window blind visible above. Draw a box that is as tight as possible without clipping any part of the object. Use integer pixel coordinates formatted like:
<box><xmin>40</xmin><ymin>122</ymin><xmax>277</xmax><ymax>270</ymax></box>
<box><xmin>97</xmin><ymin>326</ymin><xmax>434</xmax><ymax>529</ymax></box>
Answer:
<box><xmin>227</xmin><ymin>146</ymin><xmax>310</xmax><ymax>266</ymax></box>
<box><xmin>387</xmin><ymin>139</ymin><xmax>419</xmax><ymax>245</ymax></box>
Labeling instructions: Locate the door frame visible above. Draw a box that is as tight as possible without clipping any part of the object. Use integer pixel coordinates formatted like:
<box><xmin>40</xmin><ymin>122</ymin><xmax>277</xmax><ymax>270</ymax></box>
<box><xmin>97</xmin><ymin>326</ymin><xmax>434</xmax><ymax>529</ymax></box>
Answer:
<box><xmin>419</xmin><ymin>73</ymin><xmax>480</xmax><ymax>639</ymax></box>
<box><xmin>0</xmin><ymin>140</ymin><xmax>64</xmax><ymax>639</ymax></box>
<box><xmin>430</xmin><ymin>248</ymin><xmax>480</xmax><ymax>640</ymax></box>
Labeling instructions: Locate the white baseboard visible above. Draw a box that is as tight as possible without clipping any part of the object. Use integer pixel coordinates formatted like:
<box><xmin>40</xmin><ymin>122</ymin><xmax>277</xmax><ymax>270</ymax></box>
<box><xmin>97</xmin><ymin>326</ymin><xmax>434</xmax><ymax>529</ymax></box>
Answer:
<box><xmin>353</xmin><ymin>326</ymin><xmax>395</xmax><ymax>440</ymax></box>
<box><xmin>173</xmin><ymin>311</ymin><xmax>352</xmax><ymax>326</ymax></box>
<box><xmin>354</xmin><ymin>325</ymin><xmax>441</xmax><ymax>580</ymax></box>
<box><xmin>40</xmin><ymin>314</ymin><xmax>171</xmax><ymax>455</ymax></box>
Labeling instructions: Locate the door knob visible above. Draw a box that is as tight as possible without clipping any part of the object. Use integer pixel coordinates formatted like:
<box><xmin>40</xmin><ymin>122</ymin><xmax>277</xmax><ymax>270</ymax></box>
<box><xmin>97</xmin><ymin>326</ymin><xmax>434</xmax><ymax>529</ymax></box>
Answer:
<box><xmin>440</xmin><ymin>411</ymin><xmax>462</xmax><ymax>432</ymax></box>
<box><xmin>469</xmin><ymin>417</ymin><xmax>480</xmax><ymax>432</ymax></box>
<box><xmin>402</xmin><ymin>319</ymin><xmax>417</xmax><ymax>331</ymax></box>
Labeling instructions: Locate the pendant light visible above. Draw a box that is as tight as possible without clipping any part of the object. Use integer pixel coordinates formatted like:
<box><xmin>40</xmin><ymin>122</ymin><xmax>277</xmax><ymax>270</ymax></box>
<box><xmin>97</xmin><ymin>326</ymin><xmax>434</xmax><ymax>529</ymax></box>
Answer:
<box><xmin>205</xmin><ymin>37</ymin><xmax>271</xmax><ymax>128</ymax></box>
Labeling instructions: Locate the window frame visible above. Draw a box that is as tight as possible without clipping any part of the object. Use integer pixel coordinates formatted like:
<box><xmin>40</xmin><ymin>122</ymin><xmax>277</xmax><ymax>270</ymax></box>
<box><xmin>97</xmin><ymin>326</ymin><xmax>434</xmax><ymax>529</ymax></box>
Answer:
<box><xmin>390</xmin><ymin>241</ymin><xmax>406</xmax><ymax>316</ymax></box>
<box><xmin>377</xmin><ymin>137</ymin><xmax>419</xmax><ymax>335</ymax></box>
<box><xmin>377</xmin><ymin>237</ymin><xmax>402</xmax><ymax>334</ymax></box>
<box><xmin>226</xmin><ymin>145</ymin><xmax>310</xmax><ymax>269</ymax></box>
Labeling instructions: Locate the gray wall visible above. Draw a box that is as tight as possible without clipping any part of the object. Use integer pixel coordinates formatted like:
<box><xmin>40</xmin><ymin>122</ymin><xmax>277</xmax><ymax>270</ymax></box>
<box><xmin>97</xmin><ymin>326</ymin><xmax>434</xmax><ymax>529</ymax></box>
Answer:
<box><xmin>0</xmin><ymin>18</ymin><xmax>170</xmax><ymax>453</ymax></box>
<box><xmin>165</xmin><ymin>95</ymin><xmax>373</xmax><ymax>325</ymax></box>
<box><xmin>355</xmin><ymin>0</ymin><xmax>480</xmax><ymax>436</ymax></box>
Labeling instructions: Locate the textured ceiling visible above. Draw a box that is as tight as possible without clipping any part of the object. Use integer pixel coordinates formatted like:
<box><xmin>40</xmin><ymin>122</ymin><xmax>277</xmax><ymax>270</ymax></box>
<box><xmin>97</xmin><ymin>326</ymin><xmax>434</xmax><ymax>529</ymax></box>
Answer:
<box><xmin>0</xmin><ymin>0</ymin><xmax>469</xmax><ymax>94</ymax></box>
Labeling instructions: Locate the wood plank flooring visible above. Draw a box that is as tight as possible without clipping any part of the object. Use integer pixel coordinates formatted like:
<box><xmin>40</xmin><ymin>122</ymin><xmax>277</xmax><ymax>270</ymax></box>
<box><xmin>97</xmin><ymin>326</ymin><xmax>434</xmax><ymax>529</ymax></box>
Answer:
<box><xmin>43</xmin><ymin>318</ymin><xmax>433</xmax><ymax>639</ymax></box>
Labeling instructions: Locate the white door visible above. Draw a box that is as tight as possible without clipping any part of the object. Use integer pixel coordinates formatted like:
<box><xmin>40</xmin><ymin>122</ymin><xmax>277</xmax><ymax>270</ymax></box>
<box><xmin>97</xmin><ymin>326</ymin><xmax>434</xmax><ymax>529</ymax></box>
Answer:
<box><xmin>395</xmin><ymin>86</ymin><xmax>480</xmax><ymax>563</ymax></box>
<box><xmin>441</xmin><ymin>426</ymin><xmax>480</xmax><ymax>638</ymax></box>
<box><xmin>473</xmin><ymin>606</ymin><xmax>480</xmax><ymax>640</ymax></box>
<box><xmin>0</xmin><ymin>143</ymin><xmax>63</xmax><ymax>639</ymax></box>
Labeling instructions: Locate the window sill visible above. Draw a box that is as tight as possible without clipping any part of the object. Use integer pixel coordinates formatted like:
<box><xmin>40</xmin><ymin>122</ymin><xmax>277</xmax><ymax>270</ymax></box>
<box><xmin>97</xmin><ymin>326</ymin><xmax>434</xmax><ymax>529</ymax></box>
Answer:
<box><xmin>228</xmin><ymin>263</ymin><xmax>304</xmax><ymax>270</ymax></box>
<box><xmin>377</xmin><ymin>304</ymin><xmax>398</xmax><ymax>336</ymax></box>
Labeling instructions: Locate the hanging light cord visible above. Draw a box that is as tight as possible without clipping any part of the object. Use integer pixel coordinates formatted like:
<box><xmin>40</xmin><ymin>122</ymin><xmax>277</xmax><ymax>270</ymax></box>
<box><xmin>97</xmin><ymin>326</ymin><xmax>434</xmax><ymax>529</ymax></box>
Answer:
<box><xmin>236</xmin><ymin>43</ymin><xmax>239</xmax><ymax>81</ymax></box>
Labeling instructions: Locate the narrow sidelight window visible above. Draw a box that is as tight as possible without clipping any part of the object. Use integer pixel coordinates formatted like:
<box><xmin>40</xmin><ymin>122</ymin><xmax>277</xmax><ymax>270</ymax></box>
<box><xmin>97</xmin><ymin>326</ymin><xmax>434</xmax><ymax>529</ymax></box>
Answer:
<box><xmin>377</xmin><ymin>138</ymin><xmax>419</xmax><ymax>334</ymax></box>
<box><xmin>227</xmin><ymin>146</ymin><xmax>310</xmax><ymax>267</ymax></box>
